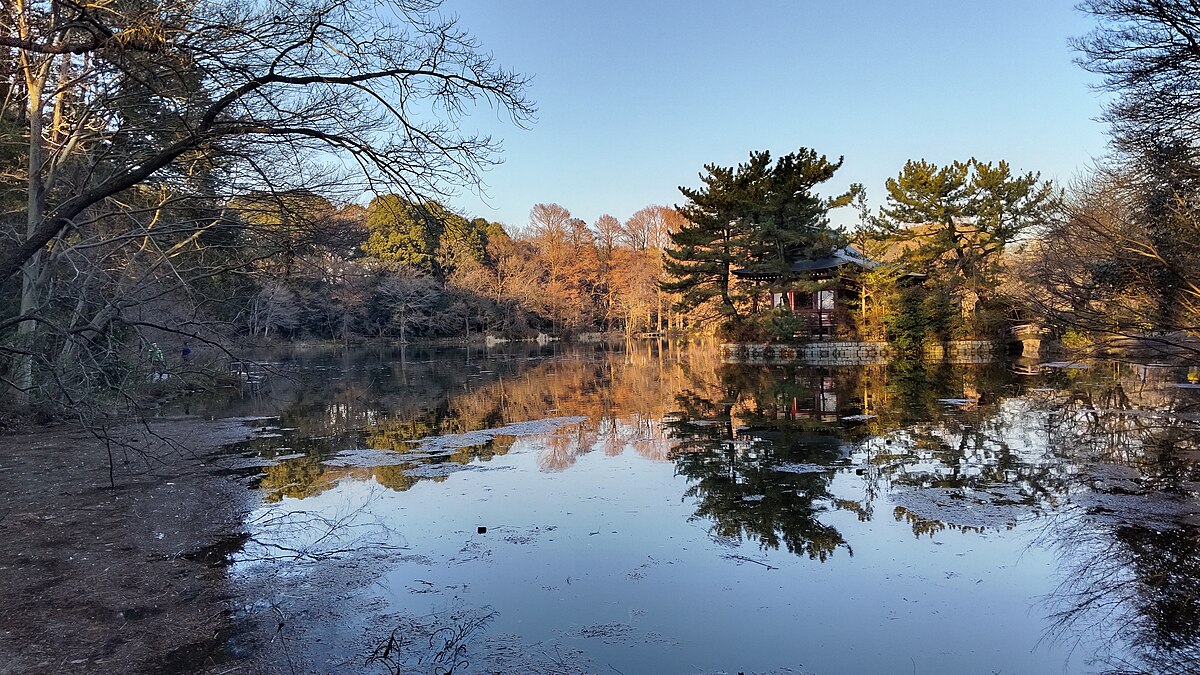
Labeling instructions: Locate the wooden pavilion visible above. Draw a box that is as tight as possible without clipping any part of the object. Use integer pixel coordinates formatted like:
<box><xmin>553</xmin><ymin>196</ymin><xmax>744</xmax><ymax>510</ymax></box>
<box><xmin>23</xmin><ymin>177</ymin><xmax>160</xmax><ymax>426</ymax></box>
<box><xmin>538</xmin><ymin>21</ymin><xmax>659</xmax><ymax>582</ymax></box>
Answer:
<box><xmin>732</xmin><ymin>246</ymin><xmax>878</xmax><ymax>338</ymax></box>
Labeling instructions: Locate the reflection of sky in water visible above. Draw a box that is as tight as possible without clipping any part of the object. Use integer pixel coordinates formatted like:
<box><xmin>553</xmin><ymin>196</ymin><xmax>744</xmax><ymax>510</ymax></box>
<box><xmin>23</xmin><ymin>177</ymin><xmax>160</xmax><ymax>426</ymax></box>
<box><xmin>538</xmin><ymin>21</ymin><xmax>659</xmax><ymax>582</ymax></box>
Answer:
<box><xmin>216</xmin><ymin>346</ymin><xmax>1200</xmax><ymax>673</ymax></box>
<box><xmin>236</xmin><ymin>436</ymin><xmax>1078</xmax><ymax>674</ymax></box>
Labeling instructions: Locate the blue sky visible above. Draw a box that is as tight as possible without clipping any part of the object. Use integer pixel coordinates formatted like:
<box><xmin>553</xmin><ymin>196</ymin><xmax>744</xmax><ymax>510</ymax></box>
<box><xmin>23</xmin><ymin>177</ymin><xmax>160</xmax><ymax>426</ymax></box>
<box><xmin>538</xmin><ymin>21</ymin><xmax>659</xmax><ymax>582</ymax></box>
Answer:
<box><xmin>443</xmin><ymin>0</ymin><xmax>1110</xmax><ymax>230</ymax></box>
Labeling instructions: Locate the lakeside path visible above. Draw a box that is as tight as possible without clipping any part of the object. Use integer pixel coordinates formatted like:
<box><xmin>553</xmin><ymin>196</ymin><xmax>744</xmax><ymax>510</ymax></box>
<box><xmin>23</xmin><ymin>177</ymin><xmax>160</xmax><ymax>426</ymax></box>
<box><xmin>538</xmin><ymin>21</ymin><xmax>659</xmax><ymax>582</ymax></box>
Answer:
<box><xmin>0</xmin><ymin>417</ymin><xmax>258</xmax><ymax>675</ymax></box>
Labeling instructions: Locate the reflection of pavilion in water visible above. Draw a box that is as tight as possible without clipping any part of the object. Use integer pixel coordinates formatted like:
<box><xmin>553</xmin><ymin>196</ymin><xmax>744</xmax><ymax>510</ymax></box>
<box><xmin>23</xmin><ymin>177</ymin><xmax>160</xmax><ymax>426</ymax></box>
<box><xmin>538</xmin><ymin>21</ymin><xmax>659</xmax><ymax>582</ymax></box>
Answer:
<box><xmin>728</xmin><ymin>366</ymin><xmax>894</xmax><ymax>433</ymax></box>
<box><xmin>231</xmin><ymin>348</ymin><xmax>1200</xmax><ymax>669</ymax></box>
<box><xmin>731</xmin><ymin>375</ymin><xmax>842</xmax><ymax>427</ymax></box>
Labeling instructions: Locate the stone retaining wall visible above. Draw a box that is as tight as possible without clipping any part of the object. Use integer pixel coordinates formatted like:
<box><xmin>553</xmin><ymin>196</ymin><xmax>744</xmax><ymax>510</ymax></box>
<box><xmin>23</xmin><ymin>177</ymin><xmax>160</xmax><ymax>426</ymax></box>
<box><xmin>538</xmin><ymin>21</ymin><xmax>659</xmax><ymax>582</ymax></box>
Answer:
<box><xmin>721</xmin><ymin>340</ymin><xmax>1001</xmax><ymax>365</ymax></box>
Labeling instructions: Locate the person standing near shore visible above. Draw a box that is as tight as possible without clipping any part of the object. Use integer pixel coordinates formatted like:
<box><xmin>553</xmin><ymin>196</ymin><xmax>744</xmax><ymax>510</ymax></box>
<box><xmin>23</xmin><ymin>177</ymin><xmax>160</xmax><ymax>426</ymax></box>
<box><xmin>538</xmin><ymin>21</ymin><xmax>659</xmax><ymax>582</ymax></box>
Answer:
<box><xmin>149</xmin><ymin>343</ymin><xmax>165</xmax><ymax>380</ymax></box>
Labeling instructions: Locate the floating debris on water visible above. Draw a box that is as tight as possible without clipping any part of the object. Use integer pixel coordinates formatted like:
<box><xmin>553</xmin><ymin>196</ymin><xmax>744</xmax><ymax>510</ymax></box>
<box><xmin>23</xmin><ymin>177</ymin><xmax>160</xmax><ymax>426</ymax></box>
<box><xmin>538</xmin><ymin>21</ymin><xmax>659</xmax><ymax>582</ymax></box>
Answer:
<box><xmin>773</xmin><ymin>463</ymin><xmax>830</xmax><ymax>474</ymax></box>
<box><xmin>319</xmin><ymin>417</ymin><xmax>589</xmax><ymax>468</ymax></box>
<box><xmin>721</xmin><ymin>553</ymin><xmax>779</xmax><ymax>570</ymax></box>
<box><xmin>575</xmin><ymin>622</ymin><xmax>633</xmax><ymax>641</ymax></box>
<box><xmin>402</xmin><ymin>463</ymin><xmax>484</xmax><ymax>478</ymax></box>
<box><xmin>890</xmin><ymin>486</ymin><xmax>1033</xmax><ymax>530</ymax></box>
<box><xmin>408</xmin><ymin>416</ymin><xmax>589</xmax><ymax>453</ymax></box>
<box><xmin>221</xmin><ymin>452</ymin><xmax>307</xmax><ymax>469</ymax></box>
<box><xmin>321</xmin><ymin>447</ymin><xmax>453</xmax><ymax>467</ymax></box>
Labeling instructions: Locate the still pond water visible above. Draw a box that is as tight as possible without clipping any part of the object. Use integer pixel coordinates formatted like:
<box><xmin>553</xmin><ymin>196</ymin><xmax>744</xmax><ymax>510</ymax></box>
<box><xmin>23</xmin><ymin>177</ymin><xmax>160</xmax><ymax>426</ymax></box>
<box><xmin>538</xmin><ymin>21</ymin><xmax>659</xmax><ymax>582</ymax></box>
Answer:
<box><xmin>197</xmin><ymin>342</ymin><xmax>1200</xmax><ymax>674</ymax></box>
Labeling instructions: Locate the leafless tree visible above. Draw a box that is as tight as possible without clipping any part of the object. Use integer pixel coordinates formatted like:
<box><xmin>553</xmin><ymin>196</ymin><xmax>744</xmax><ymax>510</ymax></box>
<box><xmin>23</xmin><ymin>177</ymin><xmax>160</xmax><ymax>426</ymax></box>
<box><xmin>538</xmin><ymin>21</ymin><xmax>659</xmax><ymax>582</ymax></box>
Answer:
<box><xmin>249</xmin><ymin>281</ymin><xmax>300</xmax><ymax>339</ymax></box>
<box><xmin>620</xmin><ymin>204</ymin><xmax>674</xmax><ymax>251</ymax></box>
<box><xmin>592</xmin><ymin>213</ymin><xmax>621</xmax><ymax>259</ymax></box>
<box><xmin>1014</xmin><ymin>1</ymin><xmax>1200</xmax><ymax>354</ymax></box>
<box><xmin>1076</xmin><ymin>0</ymin><xmax>1200</xmax><ymax>144</ymax></box>
<box><xmin>377</xmin><ymin>268</ymin><xmax>439</xmax><ymax>344</ymax></box>
<box><xmin>526</xmin><ymin>202</ymin><xmax>572</xmax><ymax>267</ymax></box>
<box><xmin>0</xmin><ymin>0</ymin><xmax>533</xmax><ymax>408</ymax></box>
<box><xmin>1019</xmin><ymin>164</ymin><xmax>1200</xmax><ymax>355</ymax></box>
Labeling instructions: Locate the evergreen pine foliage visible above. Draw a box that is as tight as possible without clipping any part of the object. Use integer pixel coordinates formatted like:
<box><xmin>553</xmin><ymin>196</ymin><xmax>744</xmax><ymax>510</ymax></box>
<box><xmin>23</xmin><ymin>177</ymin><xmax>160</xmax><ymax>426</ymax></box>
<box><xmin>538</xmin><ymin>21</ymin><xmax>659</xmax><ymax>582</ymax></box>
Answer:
<box><xmin>873</xmin><ymin>158</ymin><xmax>1058</xmax><ymax>300</ymax></box>
<box><xmin>662</xmin><ymin>148</ymin><xmax>856</xmax><ymax>324</ymax></box>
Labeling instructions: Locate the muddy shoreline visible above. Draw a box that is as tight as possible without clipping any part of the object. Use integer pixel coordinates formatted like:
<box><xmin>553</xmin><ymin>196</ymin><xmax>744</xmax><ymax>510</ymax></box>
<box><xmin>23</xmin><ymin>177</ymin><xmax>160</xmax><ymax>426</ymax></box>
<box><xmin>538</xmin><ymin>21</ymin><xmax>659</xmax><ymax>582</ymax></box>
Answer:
<box><xmin>0</xmin><ymin>417</ymin><xmax>260</xmax><ymax>675</ymax></box>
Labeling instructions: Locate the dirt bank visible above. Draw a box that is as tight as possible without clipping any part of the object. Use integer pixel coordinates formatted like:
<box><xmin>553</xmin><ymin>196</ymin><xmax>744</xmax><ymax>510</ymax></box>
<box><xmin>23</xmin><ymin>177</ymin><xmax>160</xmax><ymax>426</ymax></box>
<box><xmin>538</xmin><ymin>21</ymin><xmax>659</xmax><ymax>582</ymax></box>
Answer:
<box><xmin>0</xmin><ymin>417</ymin><xmax>258</xmax><ymax>675</ymax></box>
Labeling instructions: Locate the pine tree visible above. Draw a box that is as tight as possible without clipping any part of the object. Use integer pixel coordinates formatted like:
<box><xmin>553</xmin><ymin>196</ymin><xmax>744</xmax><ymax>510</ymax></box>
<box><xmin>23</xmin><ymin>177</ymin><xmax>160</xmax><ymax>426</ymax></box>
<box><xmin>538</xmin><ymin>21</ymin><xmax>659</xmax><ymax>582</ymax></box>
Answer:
<box><xmin>662</xmin><ymin>159</ymin><xmax>746</xmax><ymax>319</ymax></box>
<box><xmin>873</xmin><ymin>158</ymin><xmax>1057</xmax><ymax>301</ymax></box>
<box><xmin>740</xmin><ymin>149</ymin><xmax>853</xmax><ymax>276</ymax></box>
<box><xmin>662</xmin><ymin>148</ymin><xmax>854</xmax><ymax>323</ymax></box>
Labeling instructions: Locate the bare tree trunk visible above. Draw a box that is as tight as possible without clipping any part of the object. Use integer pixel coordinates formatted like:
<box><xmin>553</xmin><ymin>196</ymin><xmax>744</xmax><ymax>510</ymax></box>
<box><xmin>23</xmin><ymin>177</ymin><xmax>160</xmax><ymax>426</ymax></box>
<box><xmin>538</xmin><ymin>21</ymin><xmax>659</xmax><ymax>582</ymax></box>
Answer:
<box><xmin>13</xmin><ymin>43</ymin><xmax>50</xmax><ymax>405</ymax></box>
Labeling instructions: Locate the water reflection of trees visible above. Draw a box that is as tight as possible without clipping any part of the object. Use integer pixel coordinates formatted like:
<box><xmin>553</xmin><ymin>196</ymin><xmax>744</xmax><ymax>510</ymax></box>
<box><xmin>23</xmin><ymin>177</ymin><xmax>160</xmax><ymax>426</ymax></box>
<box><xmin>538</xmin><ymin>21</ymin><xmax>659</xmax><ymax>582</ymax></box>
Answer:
<box><xmin>221</xmin><ymin>346</ymin><xmax>1200</xmax><ymax>673</ymax></box>
<box><xmin>1034</xmin><ymin>365</ymin><xmax>1200</xmax><ymax>674</ymax></box>
<box><xmin>671</xmin><ymin>428</ymin><xmax>852</xmax><ymax>561</ymax></box>
<box><xmin>237</xmin><ymin>349</ymin><xmax>1080</xmax><ymax>556</ymax></box>
<box><xmin>221</xmin><ymin>345</ymin><xmax>1200</xmax><ymax>668</ymax></box>
<box><xmin>229</xmin><ymin>343</ymin><xmax>722</xmax><ymax>500</ymax></box>
<box><xmin>1047</xmin><ymin>506</ymin><xmax>1200</xmax><ymax>675</ymax></box>
<box><xmin>862</xmin><ymin>397</ymin><xmax>1076</xmax><ymax>536</ymax></box>
<box><xmin>666</xmin><ymin>363</ymin><xmax>855</xmax><ymax>560</ymax></box>
<box><xmin>664</xmin><ymin>360</ymin><xmax>1026</xmax><ymax>559</ymax></box>
<box><xmin>675</xmin><ymin>359</ymin><xmax>1200</xmax><ymax>673</ymax></box>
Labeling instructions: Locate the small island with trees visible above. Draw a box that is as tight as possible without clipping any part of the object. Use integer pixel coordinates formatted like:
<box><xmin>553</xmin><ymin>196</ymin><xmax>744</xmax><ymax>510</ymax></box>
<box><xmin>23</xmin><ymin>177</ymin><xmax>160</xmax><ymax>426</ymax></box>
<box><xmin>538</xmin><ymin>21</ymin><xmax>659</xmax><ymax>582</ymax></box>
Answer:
<box><xmin>661</xmin><ymin>149</ymin><xmax>1060</xmax><ymax>361</ymax></box>
<box><xmin>3</xmin><ymin>0</ymin><xmax>1199</xmax><ymax>413</ymax></box>
<box><xmin>3</xmin><ymin>0</ymin><xmax>1200</xmax><ymax>673</ymax></box>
